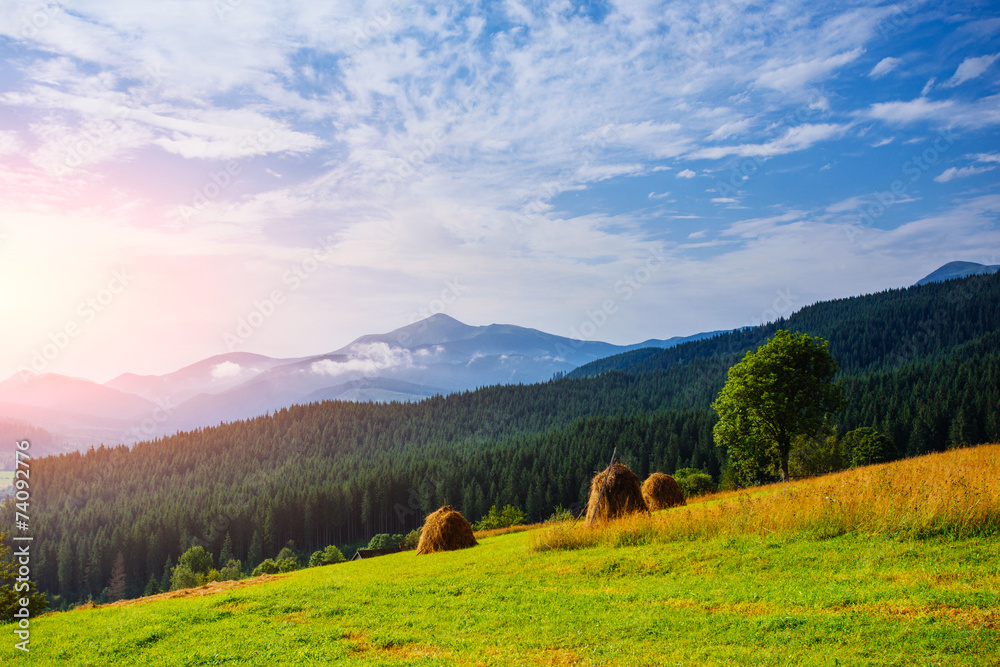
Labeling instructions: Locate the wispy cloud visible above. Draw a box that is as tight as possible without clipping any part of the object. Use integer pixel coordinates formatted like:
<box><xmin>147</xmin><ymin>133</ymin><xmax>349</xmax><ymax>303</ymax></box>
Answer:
<box><xmin>869</xmin><ymin>57</ymin><xmax>903</xmax><ymax>79</ymax></box>
<box><xmin>944</xmin><ymin>53</ymin><xmax>1000</xmax><ymax>87</ymax></box>
<box><xmin>934</xmin><ymin>165</ymin><xmax>996</xmax><ymax>183</ymax></box>
<box><xmin>756</xmin><ymin>48</ymin><xmax>865</xmax><ymax>92</ymax></box>
<box><xmin>688</xmin><ymin>124</ymin><xmax>850</xmax><ymax>160</ymax></box>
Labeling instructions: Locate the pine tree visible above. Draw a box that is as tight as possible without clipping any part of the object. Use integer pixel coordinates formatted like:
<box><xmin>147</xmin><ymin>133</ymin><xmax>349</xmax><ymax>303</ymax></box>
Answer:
<box><xmin>248</xmin><ymin>530</ymin><xmax>263</xmax><ymax>570</ymax></box>
<box><xmin>143</xmin><ymin>575</ymin><xmax>160</xmax><ymax>597</ymax></box>
<box><xmin>219</xmin><ymin>532</ymin><xmax>234</xmax><ymax>566</ymax></box>
<box><xmin>108</xmin><ymin>553</ymin><xmax>127</xmax><ymax>602</ymax></box>
<box><xmin>158</xmin><ymin>556</ymin><xmax>173</xmax><ymax>594</ymax></box>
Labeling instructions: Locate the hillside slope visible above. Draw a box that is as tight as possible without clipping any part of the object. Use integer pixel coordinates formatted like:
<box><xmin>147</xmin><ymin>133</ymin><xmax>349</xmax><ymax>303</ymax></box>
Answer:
<box><xmin>7</xmin><ymin>446</ymin><xmax>999</xmax><ymax>666</ymax></box>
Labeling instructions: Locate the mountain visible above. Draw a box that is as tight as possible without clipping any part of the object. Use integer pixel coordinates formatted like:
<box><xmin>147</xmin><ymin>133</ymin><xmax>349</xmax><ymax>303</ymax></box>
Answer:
<box><xmin>163</xmin><ymin>315</ymin><xmax>721</xmax><ymax>431</ymax></box>
<box><xmin>0</xmin><ymin>373</ymin><xmax>156</xmax><ymax>422</ymax></box>
<box><xmin>105</xmin><ymin>351</ymin><xmax>303</xmax><ymax>405</ymax></box>
<box><xmin>916</xmin><ymin>261</ymin><xmax>1000</xmax><ymax>285</ymax></box>
<box><xmin>0</xmin><ymin>315</ymin><xmax>720</xmax><ymax>452</ymax></box>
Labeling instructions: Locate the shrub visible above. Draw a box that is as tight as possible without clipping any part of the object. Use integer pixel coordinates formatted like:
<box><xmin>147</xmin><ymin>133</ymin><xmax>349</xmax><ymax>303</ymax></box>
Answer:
<box><xmin>401</xmin><ymin>529</ymin><xmax>421</xmax><ymax>550</ymax></box>
<box><xmin>366</xmin><ymin>533</ymin><xmax>405</xmax><ymax>550</ymax></box>
<box><xmin>673</xmin><ymin>468</ymin><xmax>716</xmax><ymax>497</ymax></box>
<box><xmin>218</xmin><ymin>559</ymin><xmax>243</xmax><ymax>581</ymax></box>
<box><xmin>178</xmin><ymin>546</ymin><xmax>214</xmax><ymax>576</ymax></box>
<box><xmin>844</xmin><ymin>427</ymin><xmax>895</xmax><ymax>467</ymax></box>
<box><xmin>474</xmin><ymin>505</ymin><xmax>527</xmax><ymax>531</ymax></box>
<box><xmin>275</xmin><ymin>546</ymin><xmax>300</xmax><ymax>566</ymax></box>
<box><xmin>546</xmin><ymin>505</ymin><xmax>574</xmax><ymax>523</ymax></box>
<box><xmin>308</xmin><ymin>545</ymin><xmax>346</xmax><ymax>567</ymax></box>
<box><xmin>169</xmin><ymin>564</ymin><xmax>199</xmax><ymax>590</ymax></box>
<box><xmin>251</xmin><ymin>559</ymin><xmax>279</xmax><ymax>577</ymax></box>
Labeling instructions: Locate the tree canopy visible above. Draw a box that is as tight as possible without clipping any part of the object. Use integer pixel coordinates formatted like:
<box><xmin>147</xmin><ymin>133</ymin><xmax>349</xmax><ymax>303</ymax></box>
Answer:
<box><xmin>712</xmin><ymin>330</ymin><xmax>844</xmax><ymax>483</ymax></box>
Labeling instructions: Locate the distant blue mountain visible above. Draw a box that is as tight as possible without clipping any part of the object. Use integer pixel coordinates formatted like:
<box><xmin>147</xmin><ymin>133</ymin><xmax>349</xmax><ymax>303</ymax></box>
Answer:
<box><xmin>916</xmin><ymin>261</ymin><xmax>1000</xmax><ymax>286</ymax></box>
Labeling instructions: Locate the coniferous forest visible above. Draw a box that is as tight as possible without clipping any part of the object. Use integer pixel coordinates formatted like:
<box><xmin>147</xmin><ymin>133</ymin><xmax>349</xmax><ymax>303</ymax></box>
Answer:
<box><xmin>5</xmin><ymin>273</ymin><xmax>999</xmax><ymax>605</ymax></box>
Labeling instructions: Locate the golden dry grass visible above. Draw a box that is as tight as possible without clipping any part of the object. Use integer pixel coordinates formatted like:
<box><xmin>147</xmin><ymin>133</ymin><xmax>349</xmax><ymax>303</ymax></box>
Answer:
<box><xmin>533</xmin><ymin>444</ymin><xmax>1000</xmax><ymax>551</ymax></box>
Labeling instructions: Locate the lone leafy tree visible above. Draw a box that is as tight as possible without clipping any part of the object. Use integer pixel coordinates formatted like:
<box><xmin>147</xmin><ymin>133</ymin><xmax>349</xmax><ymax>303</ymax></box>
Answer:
<box><xmin>712</xmin><ymin>330</ymin><xmax>844</xmax><ymax>484</ymax></box>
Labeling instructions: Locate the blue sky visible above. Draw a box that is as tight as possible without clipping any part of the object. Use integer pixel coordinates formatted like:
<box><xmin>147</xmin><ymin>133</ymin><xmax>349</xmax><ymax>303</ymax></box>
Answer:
<box><xmin>0</xmin><ymin>0</ymin><xmax>998</xmax><ymax>381</ymax></box>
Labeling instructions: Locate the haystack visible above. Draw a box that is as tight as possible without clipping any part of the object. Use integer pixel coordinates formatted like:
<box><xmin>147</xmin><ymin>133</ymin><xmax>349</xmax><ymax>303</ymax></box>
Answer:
<box><xmin>585</xmin><ymin>463</ymin><xmax>648</xmax><ymax>524</ymax></box>
<box><xmin>642</xmin><ymin>472</ymin><xmax>686</xmax><ymax>511</ymax></box>
<box><xmin>416</xmin><ymin>505</ymin><xmax>478</xmax><ymax>554</ymax></box>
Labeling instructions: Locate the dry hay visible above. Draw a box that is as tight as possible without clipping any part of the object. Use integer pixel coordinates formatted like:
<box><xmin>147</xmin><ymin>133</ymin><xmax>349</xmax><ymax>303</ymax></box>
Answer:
<box><xmin>585</xmin><ymin>463</ymin><xmax>648</xmax><ymax>525</ymax></box>
<box><xmin>642</xmin><ymin>472</ymin><xmax>686</xmax><ymax>511</ymax></box>
<box><xmin>416</xmin><ymin>505</ymin><xmax>478</xmax><ymax>554</ymax></box>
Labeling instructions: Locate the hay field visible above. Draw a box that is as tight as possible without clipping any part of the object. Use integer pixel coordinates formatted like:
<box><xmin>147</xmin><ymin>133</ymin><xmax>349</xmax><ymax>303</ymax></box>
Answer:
<box><xmin>534</xmin><ymin>444</ymin><xmax>1000</xmax><ymax>552</ymax></box>
<box><xmin>2</xmin><ymin>445</ymin><xmax>998</xmax><ymax>666</ymax></box>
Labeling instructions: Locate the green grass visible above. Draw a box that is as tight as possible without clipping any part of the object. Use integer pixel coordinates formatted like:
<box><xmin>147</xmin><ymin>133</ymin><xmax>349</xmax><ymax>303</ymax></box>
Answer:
<box><xmin>3</xmin><ymin>528</ymin><xmax>999</xmax><ymax>666</ymax></box>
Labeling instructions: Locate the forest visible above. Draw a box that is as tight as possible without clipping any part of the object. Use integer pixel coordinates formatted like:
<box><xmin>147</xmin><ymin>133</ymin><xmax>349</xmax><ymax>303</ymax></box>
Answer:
<box><xmin>4</xmin><ymin>272</ymin><xmax>999</xmax><ymax>605</ymax></box>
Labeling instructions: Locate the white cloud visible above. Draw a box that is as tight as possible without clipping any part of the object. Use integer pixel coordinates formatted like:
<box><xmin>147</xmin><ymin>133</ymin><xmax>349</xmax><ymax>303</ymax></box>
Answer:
<box><xmin>921</xmin><ymin>78</ymin><xmax>936</xmax><ymax>96</ymax></box>
<box><xmin>711</xmin><ymin>197</ymin><xmax>737</xmax><ymax>203</ymax></box>
<box><xmin>688</xmin><ymin>124</ymin><xmax>849</xmax><ymax>160</ymax></box>
<box><xmin>311</xmin><ymin>342</ymin><xmax>415</xmax><ymax>378</ymax></box>
<box><xmin>871</xmin><ymin>137</ymin><xmax>894</xmax><ymax>147</ymax></box>
<box><xmin>972</xmin><ymin>153</ymin><xmax>1000</xmax><ymax>163</ymax></box>
<box><xmin>676</xmin><ymin>169</ymin><xmax>696</xmax><ymax>179</ymax></box>
<box><xmin>944</xmin><ymin>53</ymin><xmax>1000</xmax><ymax>87</ymax></box>
<box><xmin>934</xmin><ymin>165</ymin><xmax>996</xmax><ymax>183</ymax></box>
<box><xmin>0</xmin><ymin>131</ymin><xmax>22</xmax><ymax>155</ymax></box>
<box><xmin>869</xmin><ymin>57</ymin><xmax>903</xmax><ymax>79</ymax></box>
<box><xmin>865</xmin><ymin>97</ymin><xmax>953</xmax><ymax>124</ymax></box>
<box><xmin>707</xmin><ymin>119</ymin><xmax>751</xmax><ymax>141</ymax></box>
<box><xmin>756</xmin><ymin>48</ymin><xmax>864</xmax><ymax>92</ymax></box>
<box><xmin>648</xmin><ymin>191</ymin><xmax>670</xmax><ymax>200</ymax></box>
<box><xmin>211</xmin><ymin>361</ymin><xmax>243</xmax><ymax>379</ymax></box>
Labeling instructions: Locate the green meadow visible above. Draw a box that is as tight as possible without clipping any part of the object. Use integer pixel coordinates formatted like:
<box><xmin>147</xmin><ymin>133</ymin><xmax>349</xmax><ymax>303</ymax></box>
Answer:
<box><xmin>3</xmin><ymin>528</ymin><xmax>998</xmax><ymax>665</ymax></box>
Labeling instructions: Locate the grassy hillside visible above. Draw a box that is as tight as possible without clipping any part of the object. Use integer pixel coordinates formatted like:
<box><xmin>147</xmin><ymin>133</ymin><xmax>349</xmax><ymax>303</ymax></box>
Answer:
<box><xmin>5</xmin><ymin>446</ymin><xmax>998</xmax><ymax>666</ymax></box>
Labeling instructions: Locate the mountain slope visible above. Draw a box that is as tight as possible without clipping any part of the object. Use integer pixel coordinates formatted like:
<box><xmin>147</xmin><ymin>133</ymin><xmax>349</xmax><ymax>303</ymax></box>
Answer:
<box><xmin>916</xmin><ymin>261</ymin><xmax>1000</xmax><ymax>285</ymax></box>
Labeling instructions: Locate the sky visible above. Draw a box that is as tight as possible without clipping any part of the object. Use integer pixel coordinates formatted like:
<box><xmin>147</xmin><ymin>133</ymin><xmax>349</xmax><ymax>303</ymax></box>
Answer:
<box><xmin>0</xmin><ymin>0</ymin><xmax>998</xmax><ymax>383</ymax></box>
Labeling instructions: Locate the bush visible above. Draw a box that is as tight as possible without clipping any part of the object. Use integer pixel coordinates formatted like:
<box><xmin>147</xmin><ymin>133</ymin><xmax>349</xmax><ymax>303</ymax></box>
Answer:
<box><xmin>169</xmin><ymin>564</ymin><xmax>199</xmax><ymax>590</ymax></box>
<box><xmin>308</xmin><ymin>545</ymin><xmax>346</xmax><ymax>567</ymax></box>
<box><xmin>178</xmin><ymin>546</ymin><xmax>214</xmax><ymax>576</ymax></box>
<box><xmin>275</xmin><ymin>546</ymin><xmax>300</xmax><ymax>566</ymax></box>
<box><xmin>474</xmin><ymin>505</ymin><xmax>526</xmax><ymax>531</ymax></box>
<box><xmin>845</xmin><ymin>427</ymin><xmax>895</xmax><ymax>467</ymax></box>
<box><xmin>252</xmin><ymin>559</ymin><xmax>279</xmax><ymax>577</ymax></box>
<box><xmin>366</xmin><ymin>534</ymin><xmax>404</xmax><ymax>550</ymax></box>
<box><xmin>401</xmin><ymin>529</ymin><xmax>420</xmax><ymax>551</ymax></box>
<box><xmin>673</xmin><ymin>469</ymin><xmax>716</xmax><ymax>497</ymax></box>
<box><xmin>218</xmin><ymin>559</ymin><xmax>242</xmax><ymax>581</ymax></box>
<box><xmin>546</xmin><ymin>505</ymin><xmax>574</xmax><ymax>523</ymax></box>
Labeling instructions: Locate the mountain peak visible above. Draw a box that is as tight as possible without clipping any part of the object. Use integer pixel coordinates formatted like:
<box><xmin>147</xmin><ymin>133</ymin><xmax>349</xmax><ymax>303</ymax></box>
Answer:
<box><xmin>916</xmin><ymin>261</ymin><xmax>1000</xmax><ymax>286</ymax></box>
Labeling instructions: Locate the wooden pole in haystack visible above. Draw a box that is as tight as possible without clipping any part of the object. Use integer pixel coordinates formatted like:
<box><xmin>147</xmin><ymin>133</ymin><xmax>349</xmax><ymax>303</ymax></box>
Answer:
<box><xmin>588</xmin><ymin>446</ymin><xmax>617</xmax><ymax>527</ymax></box>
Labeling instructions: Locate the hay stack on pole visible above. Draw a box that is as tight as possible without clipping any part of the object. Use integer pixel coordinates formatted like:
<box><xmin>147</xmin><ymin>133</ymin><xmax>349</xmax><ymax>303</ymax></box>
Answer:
<box><xmin>585</xmin><ymin>456</ymin><xmax>647</xmax><ymax>525</ymax></box>
<box><xmin>641</xmin><ymin>472</ymin><xmax>686</xmax><ymax>511</ymax></box>
<box><xmin>416</xmin><ymin>505</ymin><xmax>478</xmax><ymax>554</ymax></box>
